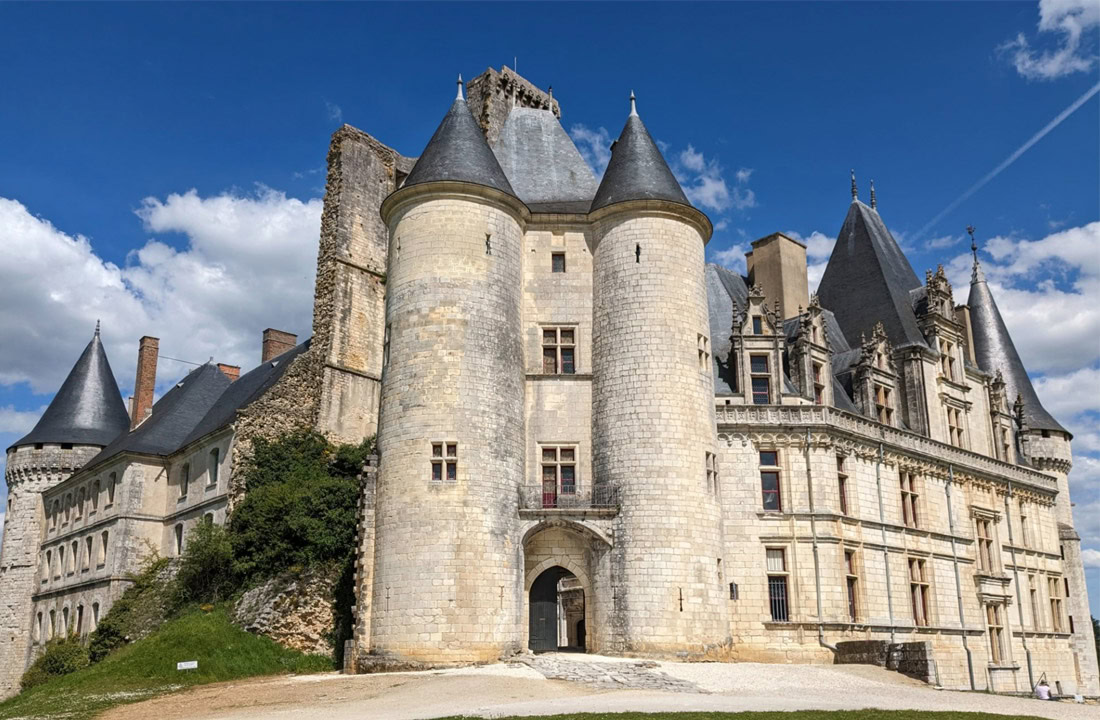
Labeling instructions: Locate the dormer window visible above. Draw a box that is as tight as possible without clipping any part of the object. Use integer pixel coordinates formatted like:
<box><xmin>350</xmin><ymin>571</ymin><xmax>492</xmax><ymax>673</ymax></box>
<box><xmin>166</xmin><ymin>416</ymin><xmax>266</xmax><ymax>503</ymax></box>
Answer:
<box><xmin>752</xmin><ymin>316</ymin><xmax>763</xmax><ymax>334</ymax></box>
<box><xmin>750</xmin><ymin>355</ymin><xmax>771</xmax><ymax>404</ymax></box>
<box><xmin>812</xmin><ymin>362</ymin><xmax>825</xmax><ymax>404</ymax></box>
<box><xmin>875</xmin><ymin>384</ymin><xmax>893</xmax><ymax>425</ymax></box>
<box><xmin>939</xmin><ymin>339</ymin><xmax>956</xmax><ymax>381</ymax></box>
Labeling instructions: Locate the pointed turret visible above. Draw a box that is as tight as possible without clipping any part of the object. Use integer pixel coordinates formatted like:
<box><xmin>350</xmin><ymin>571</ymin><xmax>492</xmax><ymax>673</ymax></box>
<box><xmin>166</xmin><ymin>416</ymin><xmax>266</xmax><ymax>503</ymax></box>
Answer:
<box><xmin>401</xmin><ymin>77</ymin><xmax>516</xmax><ymax>197</ymax></box>
<box><xmin>590</xmin><ymin>92</ymin><xmax>691</xmax><ymax>212</ymax></box>
<box><xmin>967</xmin><ymin>241</ymin><xmax>1066</xmax><ymax>434</ymax></box>
<box><xmin>10</xmin><ymin>326</ymin><xmax>130</xmax><ymax>450</ymax></box>
<box><xmin>817</xmin><ymin>185</ymin><xmax>926</xmax><ymax>350</ymax></box>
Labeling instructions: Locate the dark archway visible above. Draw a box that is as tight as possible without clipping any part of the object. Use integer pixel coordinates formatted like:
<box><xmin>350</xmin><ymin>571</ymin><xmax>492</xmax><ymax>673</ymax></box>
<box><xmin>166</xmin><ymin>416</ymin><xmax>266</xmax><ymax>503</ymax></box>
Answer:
<box><xmin>528</xmin><ymin>566</ymin><xmax>586</xmax><ymax>653</ymax></box>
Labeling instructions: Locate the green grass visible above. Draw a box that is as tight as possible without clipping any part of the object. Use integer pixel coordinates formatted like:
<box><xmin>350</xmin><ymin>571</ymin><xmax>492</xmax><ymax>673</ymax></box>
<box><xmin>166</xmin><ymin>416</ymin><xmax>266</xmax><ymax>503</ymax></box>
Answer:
<box><xmin>0</xmin><ymin>605</ymin><xmax>333</xmax><ymax>720</ymax></box>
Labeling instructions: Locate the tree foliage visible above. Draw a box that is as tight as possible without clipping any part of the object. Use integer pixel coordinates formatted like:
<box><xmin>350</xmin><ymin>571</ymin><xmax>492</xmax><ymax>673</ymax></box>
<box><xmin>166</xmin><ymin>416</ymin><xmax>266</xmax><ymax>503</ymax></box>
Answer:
<box><xmin>175</xmin><ymin>521</ymin><xmax>235</xmax><ymax>605</ymax></box>
<box><xmin>20</xmin><ymin>635</ymin><xmax>90</xmax><ymax>690</ymax></box>
<box><xmin>87</xmin><ymin>553</ymin><xmax>174</xmax><ymax>662</ymax></box>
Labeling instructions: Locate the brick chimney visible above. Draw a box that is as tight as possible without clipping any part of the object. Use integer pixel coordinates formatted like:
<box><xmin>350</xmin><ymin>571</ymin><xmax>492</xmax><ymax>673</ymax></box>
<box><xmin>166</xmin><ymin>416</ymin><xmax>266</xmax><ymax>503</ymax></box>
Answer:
<box><xmin>217</xmin><ymin>363</ymin><xmax>241</xmax><ymax>382</ymax></box>
<box><xmin>131</xmin><ymin>336</ymin><xmax>158</xmax><ymax>430</ymax></box>
<box><xmin>262</xmin><ymin>329</ymin><xmax>297</xmax><ymax>363</ymax></box>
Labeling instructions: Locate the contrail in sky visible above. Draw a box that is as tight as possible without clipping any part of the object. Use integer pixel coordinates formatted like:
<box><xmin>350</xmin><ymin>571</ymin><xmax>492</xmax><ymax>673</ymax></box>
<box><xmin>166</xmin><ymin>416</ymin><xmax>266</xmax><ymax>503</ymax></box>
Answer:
<box><xmin>917</xmin><ymin>81</ymin><xmax>1100</xmax><ymax>239</ymax></box>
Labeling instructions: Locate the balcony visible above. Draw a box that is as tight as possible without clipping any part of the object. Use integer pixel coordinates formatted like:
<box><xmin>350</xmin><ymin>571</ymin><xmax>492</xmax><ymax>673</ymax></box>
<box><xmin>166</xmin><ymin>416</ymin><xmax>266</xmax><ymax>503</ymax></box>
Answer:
<box><xmin>519</xmin><ymin>483</ymin><xmax>619</xmax><ymax>518</ymax></box>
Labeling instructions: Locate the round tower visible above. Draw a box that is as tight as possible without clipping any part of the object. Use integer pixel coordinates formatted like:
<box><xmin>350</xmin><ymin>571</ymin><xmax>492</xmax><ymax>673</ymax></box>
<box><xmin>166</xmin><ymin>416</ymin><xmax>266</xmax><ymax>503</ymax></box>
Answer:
<box><xmin>368</xmin><ymin>79</ymin><xmax>529</xmax><ymax>667</ymax></box>
<box><xmin>0</xmin><ymin>326</ymin><xmax>129</xmax><ymax>699</ymax></box>
<box><xmin>589</xmin><ymin>95</ymin><xmax>730</xmax><ymax>657</ymax></box>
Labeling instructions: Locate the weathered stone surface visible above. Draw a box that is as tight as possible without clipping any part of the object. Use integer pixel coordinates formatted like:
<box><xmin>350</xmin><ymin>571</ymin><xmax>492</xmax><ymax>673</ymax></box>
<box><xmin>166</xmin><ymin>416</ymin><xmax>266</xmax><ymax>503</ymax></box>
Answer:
<box><xmin>232</xmin><ymin>565</ymin><xmax>340</xmax><ymax>657</ymax></box>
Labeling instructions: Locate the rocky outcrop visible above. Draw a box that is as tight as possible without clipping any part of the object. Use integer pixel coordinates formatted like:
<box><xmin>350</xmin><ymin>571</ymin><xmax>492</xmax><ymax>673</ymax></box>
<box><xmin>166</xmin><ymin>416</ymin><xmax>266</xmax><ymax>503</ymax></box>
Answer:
<box><xmin>232</xmin><ymin>565</ymin><xmax>340</xmax><ymax>656</ymax></box>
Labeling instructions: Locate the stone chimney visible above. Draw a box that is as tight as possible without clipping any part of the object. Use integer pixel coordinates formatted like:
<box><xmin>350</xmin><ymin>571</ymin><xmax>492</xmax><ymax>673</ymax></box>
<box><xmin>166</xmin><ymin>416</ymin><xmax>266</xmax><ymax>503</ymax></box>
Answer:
<box><xmin>262</xmin><ymin>329</ymin><xmax>297</xmax><ymax>363</ymax></box>
<box><xmin>745</xmin><ymin>232</ymin><xmax>809</xmax><ymax>321</ymax></box>
<box><xmin>217</xmin><ymin>363</ymin><xmax>241</xmax><ymax>382</ymax></box>
<box><xmin>131</xmin><ymin>336</ymin><xmax>158</xmax><ymax>430</ymax></box>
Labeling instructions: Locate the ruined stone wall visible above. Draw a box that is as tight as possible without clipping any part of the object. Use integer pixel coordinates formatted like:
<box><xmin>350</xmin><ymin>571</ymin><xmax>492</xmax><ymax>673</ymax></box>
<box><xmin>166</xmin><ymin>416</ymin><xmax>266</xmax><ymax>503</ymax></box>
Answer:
<box><xmin>0</xmin><ymin>443</ymin><xmax>99</xmax><ymax>699</ymax></box>
<box><xmin>466</xmin><ymin>66</ymin><xmax>559</xmax><ymax>146</ymax></box>
<box><xmin>591</xmin><ymin>204</ymin><xmax>729</xmax><ymax>657</ymax></box>
<box><xmin>368</xmin><ymin>188</ymin><xmax>527</xmax><ymax>667</ymax></box>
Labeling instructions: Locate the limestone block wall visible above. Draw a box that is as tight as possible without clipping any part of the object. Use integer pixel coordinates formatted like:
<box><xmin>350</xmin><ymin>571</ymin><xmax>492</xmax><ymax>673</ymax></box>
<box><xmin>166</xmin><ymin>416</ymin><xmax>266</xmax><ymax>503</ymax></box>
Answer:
<box><xmin>0</xmin><ymin>443</ymin><xmax>99</xmax><ymax>699</ymax></box>
<box><xmin>591</xmin><ymin>206</ymin><xmax>729</xmax><ymax>657</ymax></box>
<box><xmin>368</xmin><ymin>190</ymin><xmax>526</xmax><ymax>666</ymax></box>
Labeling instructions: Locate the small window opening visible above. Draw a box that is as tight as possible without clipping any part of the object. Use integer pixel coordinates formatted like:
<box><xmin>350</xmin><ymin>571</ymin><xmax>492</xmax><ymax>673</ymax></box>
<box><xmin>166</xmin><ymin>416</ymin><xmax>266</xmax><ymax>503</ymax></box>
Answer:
<box><xmin>635</xmin><ymin>244</ymin><xmax>640</xmax><ymax>263</ymax></box>
<box><xmin>486</xmin><ymin>233</ymin><xmax>492</xmax><ymax>256</ymax></box>
<box><xmin>551</xmin><ymin>252</ymin><xmax>565</xmax><ymax>272</ymax></box>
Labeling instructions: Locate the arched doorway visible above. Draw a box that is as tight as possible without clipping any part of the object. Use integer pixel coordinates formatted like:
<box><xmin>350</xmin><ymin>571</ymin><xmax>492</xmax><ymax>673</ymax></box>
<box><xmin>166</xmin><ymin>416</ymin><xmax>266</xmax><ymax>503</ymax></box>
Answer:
<box><xmin>528</xmin><ymin>566</ymin><xmax>586</xmax><ymax>653</ymax></box>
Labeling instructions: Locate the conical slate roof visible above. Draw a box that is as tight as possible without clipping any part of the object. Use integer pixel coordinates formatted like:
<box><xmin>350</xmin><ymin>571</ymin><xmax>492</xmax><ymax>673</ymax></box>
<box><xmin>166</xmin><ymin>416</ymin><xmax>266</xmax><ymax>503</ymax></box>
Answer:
<box><xmin>492</xmin><ymin>107</ymin><xmax>598</xmax><ymax>213</ymax></box>
<box><xmin>967</xmin><ymin>262</ymin><xmax>1066</xmax><ymax>434</ymax></box>
<box><xmin>817</xmin><ymin>199</ymin><xmax>927</xmax><ymax>350</ymax></box>
<box><xmin>11</xmin><ymin>328</ymin><xmax>130</xmax><ymax>450</ymax></box>
<box><xmin>590</xmin><ymin>100</ymin><xmax>690</xmax><ymax>212</ymax></box>
<box><xmin>403</xmin><ymin>92</ymin><xmax>515</xmax><ymax>197</ymax></box>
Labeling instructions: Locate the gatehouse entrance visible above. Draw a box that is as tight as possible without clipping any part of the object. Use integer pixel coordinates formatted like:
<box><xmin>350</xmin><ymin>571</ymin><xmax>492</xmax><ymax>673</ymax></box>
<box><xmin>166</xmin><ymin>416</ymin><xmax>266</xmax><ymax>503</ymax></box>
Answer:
<box><xmin>528</xmin><ymin>566</ymin><xmax>586</xmax><ymax>653</ymax></box>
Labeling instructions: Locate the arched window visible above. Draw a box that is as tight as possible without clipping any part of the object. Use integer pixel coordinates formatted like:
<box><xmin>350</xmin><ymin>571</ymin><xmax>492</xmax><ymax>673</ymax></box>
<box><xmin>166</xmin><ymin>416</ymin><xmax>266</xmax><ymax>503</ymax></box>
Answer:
<box><xmin>76</xmin><ymin>605</ymin><xmax>84</xmax><ymax>636</ymax></box>
<box><xmin>91</xmin><ymin>602</ymin><xmax>100</xmax><ymax>631</ymax></box>
<box><xmin>84</xmin><ymin>536</ymin><xmax>93</xmax><ymax>570</ymax></box>
<box><xmin>209</xmin><ymin>448</ymin><xmax>220</xmax><ymax>487</ymax></box>
<box><xmin>76</xmin><ymin>488</ymin><xmax>85</xmax><ymax>519</ymax></box>
<box><xmin>203</xmin><ymin>512</ymin><xmax>214</xmax><ymax>526</ymax></box>
<box><xmin>107</xmin><ymin>473</ymin><xmax>117</xmax><ymax>505</ymax></box>
<box><xmin>91</xmin><ymin>479</ymin><xmax>101</xmax><ymax>511</ymax></box>
<box><xmin>179</xmin><ymin>464</ymin><xmax>190</xmax><ymax>498</ymax></box>
<box><xmin>70</xmin><ymin>541</ymin><xmax>78</xmax><ymax>574</ymax></box>
<box><xmin>48</xmin><ymin>610</ymin><xmax>56</xmax><ymax>640</ymax></box>
<box><xmin>35</xmin><ymin>612</ymin><xmax>43</xmax><ymax>643</ymax></box>
<box><xmin>64</xmin><ymin>493</ymin><xmax>72</xmax><ymax>523</ymax></box>
<box><xmin>174</xmin><ymin>524</ymin><xmax>184</xmax><ymax>556</ymax></box>
<box><xmin>57</xmin><ymin>546</ymin><xmax>65</xmax><ymax>578</ymax></box>
<box><xmin>98</xmin><ymin>531</ymin><xmax>109</xmax><ymax>566</ymax></box>
<box><xmin>50</xmin><ymin>500</ymin><xmax>60</xmax><ymax>530</ymax></box>
<box><xmin>61</xmin><ymin>607</ymin><xmax>69</xmax><ymax>636</ymax></box>
<box><xmin>44</xmin><ymin>550</ymin><xmax>52</xmax><ymax>583</ymax></box>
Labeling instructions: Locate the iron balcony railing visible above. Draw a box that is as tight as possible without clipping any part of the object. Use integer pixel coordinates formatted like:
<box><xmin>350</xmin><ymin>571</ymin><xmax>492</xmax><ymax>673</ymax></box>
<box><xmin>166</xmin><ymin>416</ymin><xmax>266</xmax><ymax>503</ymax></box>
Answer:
<box><xmin>520</xmin><ymin>483</ymin><xmax>619</xmax><ymax>510</ymax></box>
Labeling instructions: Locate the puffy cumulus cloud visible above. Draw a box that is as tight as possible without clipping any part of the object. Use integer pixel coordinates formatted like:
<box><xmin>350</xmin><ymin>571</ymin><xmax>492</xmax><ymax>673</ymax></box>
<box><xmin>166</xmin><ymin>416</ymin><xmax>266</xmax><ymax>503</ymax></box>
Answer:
<box><xmin>785</xmin><ymin>230</ymin><xmax>835</xmax><ymax>291</ymax></box>
<box><xmin>1000</xmin><ymin>0</ymin><xmax>1100</xmax><ymax>80</ymax></box>
<box><xmin>1033</xmin><ymin>367</ymin><xmax>1100</xmax><ymax>421</ymax></box>
<box><xmin>670</xmin><ymin>144</ymin><xmax>756</xmax><ymax>215</ymax></box>
<box><xmin>0</xmin><ymin>405</ymin><xmax>45</xmax><ymax>435</ymax></box>
<box><xmin>711</xmin><ymin>243</ymin><xmax>748</xmax><ymax>272</ymax></box>
<box><xmin>569</xmin><ymin>124</ymin><xmax>613</xmax><ymax>179</ymax></box>
<box><xmin>1083</xmin><ymin>548</ymin><xmax>1100</xmax><ymax>569</ymax></box>
<box><xmin>0</xmin><ymin>189</ymin><xmax>321</xmax><ymax>399</ymax></box>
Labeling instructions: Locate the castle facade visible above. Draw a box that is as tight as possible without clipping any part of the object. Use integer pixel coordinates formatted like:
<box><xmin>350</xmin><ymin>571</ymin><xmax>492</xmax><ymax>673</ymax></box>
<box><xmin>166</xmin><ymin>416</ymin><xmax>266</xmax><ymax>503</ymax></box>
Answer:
<box><xmin>2</xmin><ymin>67</ymin><xmax>1096</xmax><ymax>699</ymax></box>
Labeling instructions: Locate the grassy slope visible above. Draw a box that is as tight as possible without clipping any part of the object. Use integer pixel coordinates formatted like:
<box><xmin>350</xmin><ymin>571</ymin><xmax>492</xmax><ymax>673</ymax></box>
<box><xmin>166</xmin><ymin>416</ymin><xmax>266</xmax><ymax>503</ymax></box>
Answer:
<box><xmin>0</xmin><ymin>606</ymin><xmax>332</xmax><ymax>720</ymax></box>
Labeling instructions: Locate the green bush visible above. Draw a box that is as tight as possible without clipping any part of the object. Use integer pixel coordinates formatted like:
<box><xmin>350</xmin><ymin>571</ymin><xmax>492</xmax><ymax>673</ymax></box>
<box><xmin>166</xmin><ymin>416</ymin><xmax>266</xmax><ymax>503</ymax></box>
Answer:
<box><xmin>20</xmin><ymin>636</ymin><xmax>90</xmax><ymax>690</ymax></box>
<box><xmin>88</xmin><ymin>553</ymin><xmax>173</xmax><ymax>662</ymax></box>
<box><xmin>175</xmin><ymin>521</ymin><xmax>235</xmax><ymax>605</ymax></box>
<box><xmin>229</xmin><ymin>431</ymin><xmax>371</xmax><ymax>584</ymax></box>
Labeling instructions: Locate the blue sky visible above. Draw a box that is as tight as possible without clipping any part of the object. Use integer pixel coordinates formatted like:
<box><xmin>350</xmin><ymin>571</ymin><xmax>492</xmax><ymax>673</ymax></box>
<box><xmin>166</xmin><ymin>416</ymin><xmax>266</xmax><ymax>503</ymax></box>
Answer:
<box><xmin>1</xmin><ymin>2</ymin><xmax>1099</xmax><ymax>612</ymax></box>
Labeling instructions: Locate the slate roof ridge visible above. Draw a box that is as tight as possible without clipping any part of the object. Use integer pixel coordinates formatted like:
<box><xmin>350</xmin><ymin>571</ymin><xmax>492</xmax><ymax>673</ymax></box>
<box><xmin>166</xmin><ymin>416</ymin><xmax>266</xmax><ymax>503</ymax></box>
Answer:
<box><xmin>967</xmin><ymin>271</ymin><xmax>1067</xmax><ymax>434</ymax></box>
<box><xmin>590</xmin><ymin>101</ymin><xmax>692</xmax><ymax>212</ymax></box>
<box><xmin>402</xmin><ymin>93</ymin><xmax>516</xmax><ymax>197</ymax></box>
<box><xmin>10</xmin><ymin>329</ymin><xmax>130</xmax><ymax>450</ymax></box>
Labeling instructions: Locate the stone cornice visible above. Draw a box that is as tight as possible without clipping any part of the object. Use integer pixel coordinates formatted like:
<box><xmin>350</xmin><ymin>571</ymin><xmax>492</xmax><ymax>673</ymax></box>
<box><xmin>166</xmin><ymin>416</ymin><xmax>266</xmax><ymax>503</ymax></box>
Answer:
<box><xmin>716</xmin><ymin>404</ymin><xmax>1059</xmax><ymax>495</ymax></box>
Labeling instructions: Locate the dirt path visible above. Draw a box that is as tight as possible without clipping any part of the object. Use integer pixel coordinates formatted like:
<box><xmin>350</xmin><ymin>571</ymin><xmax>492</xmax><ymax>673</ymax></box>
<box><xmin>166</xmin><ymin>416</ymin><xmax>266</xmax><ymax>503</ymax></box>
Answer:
<box><xmin>102</xmin><ymin>655</ymin><xmax>1095</xmax><ymax>720</ymax></box>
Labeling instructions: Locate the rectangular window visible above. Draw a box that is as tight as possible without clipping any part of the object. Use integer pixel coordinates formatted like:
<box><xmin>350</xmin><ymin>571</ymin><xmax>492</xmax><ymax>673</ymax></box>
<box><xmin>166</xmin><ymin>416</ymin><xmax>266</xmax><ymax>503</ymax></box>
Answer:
<box><xmin>209</xmin><ymin>448</ymin><xmax>220</xmax><ymax>487</ymax></box>
<box><xmin>180</xmin><ymin>463</ymin><xmax>190</xmax><ymax>498</ymax></box>
<box><xmin>382</xmin><ymin>324</ymin><xmax>391</xmax><ymax>369</ymax></box>
<box><xmin>542</xmin><ymin>327</ymin><xmax>576</xmax><ymax>374</ymax></box>
<box><xmin>766</xmin><ymin>548</ymin><xmax>789</xmax><ymax>622</ymax></box>
<box><xmin>760</xmin><ymin>450</ymin><xmax>781</xmax><ymax>511</ymax></box>
<box><xmin>697</xmin><ymin>334</ymin><xmax>710</xmax><ymax>370</ymax></box>
<box><xmin>946</xmin><ymin>407</ymin><xmax>966</xmax><ymax>448</ymax></box>
<box><xmin>1028</xmin><ymin>575</ymin><xmax>1041</xmax><ymax>630</ymax></box>
<box><xmin>986</xmin><ymin>604</ymin><xmax>1005</xmax><ymax>664</ymax></box>
<box><xmin>540</xmin><ymin>446</ymin><xmax>577</xmax><ymax>507</ymax></box>
<box><xmin>837</xmin><ymin>456</ymin><xmax>849</xmax><ymax>516</ymax></box>
<box><xmin>875</xmin><ymin>384</ymin><xmax>893</xmax><ymax>425</ymax></box>
<box><xmin>752</xmin><ymin>315</ymin><xmax>763</xmax><ymax>334</ymax></box>
<box><xmin>813</xmin><ymin>361</ymin><xmax>825</xmax><ymax>404</ymax></box>
<box><xmin>751</xmin><ymin>377</ymin><xmax>770</xmax><ymax>404</ymax></box>
<box><xmin>1049</xmin><ymin>577</ymin><xmax>1064</xmax><ymax>632</ymax></box>
<box><xmin>845</xmin><ymin>550</ymin><xmax>859</xmax><ymax>622</ymax></box>
<box><xmin>705</xmin><ymin>452</ymin><xmax>718</xmax><ymax>494</ymax></box>
<box><xmin>431</xmin><ymin>443</ymin><xmax>457</xmax><ymax>484</ymax></box>
<box><xmin>900</xmin><ymin>472</ymin><xmax>920</xmax><ymax>529</ymax></box>
<box><xmin>551</xmin><ymin>252</ymin><xmax>566</xmax><ymax>273</ymax></box>
<box><xmin>750</xmin><ymin>355</ymin><xmax>769</xmax><ymax>374</ymax></box>
<box><xmin>909</xmin><ymin>558</ymin><xmax>930</xmax><ymax>626</ymax></box>
<box><xmin>98</xmin><ymin>531</ymin><xmax>108</xmax><ymax>566</ymax></box>
<box><xmin>1019</xmin><ymin>503</ymin><xmax>1030</xmax><ymax>548</ymax></box>
<box><xmin>976</xmin><ymin>518</ymin><xmax>995</xmax><ymax>574</ymax></box>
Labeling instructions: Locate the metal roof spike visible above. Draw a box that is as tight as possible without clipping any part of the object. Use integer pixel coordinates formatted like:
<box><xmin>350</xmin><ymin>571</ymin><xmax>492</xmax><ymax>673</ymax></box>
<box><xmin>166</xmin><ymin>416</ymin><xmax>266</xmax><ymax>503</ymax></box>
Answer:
<box><xmin>850</xmin><ymin>169</ymin><xmax>858</xmax><ymax>202</ymax></box>
<box><xmin>95</xmin><ymin>319</ymin><xmax>101</xmax><ymax>337</ymax></box>
<box><xmin>869</xmin><ymin>179</ymin><xmax>877</xmax><ymax>209</ymax></box>
<box><xmin>629</xmin><ymin>90</ymin><xmax>637</xmax><ymax>117</ymax></box>
<box><xmin>456</xmin><ymin>74</ymin><xmax>464</xmax><ymax>101</ymax></box>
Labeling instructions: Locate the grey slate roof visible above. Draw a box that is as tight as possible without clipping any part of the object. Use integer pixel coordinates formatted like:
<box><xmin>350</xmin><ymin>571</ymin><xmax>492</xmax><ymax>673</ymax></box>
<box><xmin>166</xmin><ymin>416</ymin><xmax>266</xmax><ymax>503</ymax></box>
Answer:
<box><xmin>817</xmin><ymin>200</ymin><xmax>928</xmax><ymax>350</ymax></box>
<box><xmin>967</xmin><ymin>266</ymin><xmax>1067</xmax><ymax>434</ymax></box>
<box><xmin>705</xmin><ymin>263</ymin><xmax>749</xmax><ymax>395</ymax></box>
<box><xmin>83</xmin><ymin>364</ymin><xmax>231</xmax><ymax>469</ymax></box>
<box><xmin>590</xmin><ymin>113</ymin><xmax>691</xmax><ymax>212</ymax></box>
<box><xmin>183</xmin><ymin>340</ymin><xmax>311</xmax><ymax>447</ymax></box>
<box><xmin>403</xmin><ymin>97</ymin><xmax>516</xmax><ymax>197</ymax></box>
<box><xmin>11</xmin><ymin>330</ymin><xmax>130</xmax><ymax>450</ymax></box>
<box><xmin>492</xmin><ymin>107</ymin><xmax>598</xmax><ymax>213</ymax></box>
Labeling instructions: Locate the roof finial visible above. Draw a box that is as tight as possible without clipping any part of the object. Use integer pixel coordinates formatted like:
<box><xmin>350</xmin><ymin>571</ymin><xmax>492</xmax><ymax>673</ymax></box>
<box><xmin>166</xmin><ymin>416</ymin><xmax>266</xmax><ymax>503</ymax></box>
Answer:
<box><xmin>456</xmin><ymin>73</ymin><xmax>464</xmax><ymax>102</ymax></box>
<box><xmin>869</xmin><ymin>179</ymin><xmax>877</xmax><ymax>209</ymax></box>
<box><xmin>850</xmin><ymin>169</ymin><xmax>858</xmax><ymax>202</ymax></box>
<box><xmin>967</xmin><ymin>224</ymin><xmax>985</xmax><ymax>283</ymax></box>
<box><xmin>629</xmin><ymin>90</ymin><xmax>637</xmax><ymax>117</ymax></box>
<box><xmin>548</xmin><ymin>85</ymin><xmax>553</xmax><ymax>103</ymax></box>
<box><xmin>94</xmin><ymin>319</ymin><xmax>100</xmax><ymax>337</ymax></box>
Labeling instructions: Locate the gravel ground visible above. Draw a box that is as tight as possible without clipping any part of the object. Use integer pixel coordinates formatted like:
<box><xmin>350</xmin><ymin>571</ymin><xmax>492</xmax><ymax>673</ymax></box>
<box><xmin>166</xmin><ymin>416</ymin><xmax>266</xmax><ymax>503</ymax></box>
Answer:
<box><xmin>102</xmin><ymin>653</ymin><xmax>1096</xmax><ymax>720</ymax></box>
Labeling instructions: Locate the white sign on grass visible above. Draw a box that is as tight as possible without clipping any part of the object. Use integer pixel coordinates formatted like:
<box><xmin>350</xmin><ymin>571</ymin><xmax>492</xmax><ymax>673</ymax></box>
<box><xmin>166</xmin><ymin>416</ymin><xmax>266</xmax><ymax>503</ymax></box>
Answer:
<box><xmin>177</xmin><ymin>660</ymin><xmax>198</xmax><ymax>671</ymax></box>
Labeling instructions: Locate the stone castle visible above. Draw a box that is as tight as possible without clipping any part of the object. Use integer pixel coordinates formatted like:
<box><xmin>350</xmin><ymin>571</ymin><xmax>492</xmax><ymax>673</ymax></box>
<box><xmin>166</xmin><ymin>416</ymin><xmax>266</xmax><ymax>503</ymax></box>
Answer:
<box><xmin>2</xmin><ymin>66</ymin><xmax>1096</xmax><ymax>699</ymax></box>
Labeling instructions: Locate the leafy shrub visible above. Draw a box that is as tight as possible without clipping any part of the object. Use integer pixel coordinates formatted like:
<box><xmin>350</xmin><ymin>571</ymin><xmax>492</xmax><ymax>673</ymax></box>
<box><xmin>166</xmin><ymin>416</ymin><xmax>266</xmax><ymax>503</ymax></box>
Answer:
<box><xmin>20</xmin><ymin>636</ymin><xmax>89</xmax><ymax>689</ymax></box>
<box><xmin>88</xmin><ymin>553</ymin><xmax>173</xmax><ymax>662</ymax></box>
<box><xmin>229</xmin><ymin>431</ymin><xmax>371</xmax><ymax>584</ymax></box>
<box><xmin>175</xmin><ymin>521</ymin><xmax>235</xmax><ymax>605</ymax></box>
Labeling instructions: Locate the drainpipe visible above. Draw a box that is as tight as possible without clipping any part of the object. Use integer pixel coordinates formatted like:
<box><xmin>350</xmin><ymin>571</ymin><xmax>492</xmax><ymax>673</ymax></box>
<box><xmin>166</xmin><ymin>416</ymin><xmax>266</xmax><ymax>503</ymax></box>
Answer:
<box><xmin>873</xmin><ymin>439</ymin><xmax>896</xmax><ymax>643</ymax></box>
<box><xmin>946</xmin><ymin>464</ymin><xmax>976</xmax><ymax>690</ymax></box>
<box><xmin>1003</xmin><ymin>479</ymin><xmax>1035</xmax><ymax>690</ymax></box>
<box><xmin>806</xmin><ymin>429</ymin><xmax>837</xmax><ymax>652</ymax></box>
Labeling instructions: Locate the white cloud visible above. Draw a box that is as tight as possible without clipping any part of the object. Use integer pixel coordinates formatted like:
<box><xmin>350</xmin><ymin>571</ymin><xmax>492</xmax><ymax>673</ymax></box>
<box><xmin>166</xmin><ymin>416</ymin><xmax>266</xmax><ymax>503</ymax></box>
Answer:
<box><xmin>711</xmin><ymin>244</ymin><xmax>747</xmax><ymax>273</ymax></box>
<box><xmin>1000</xmin><ymin>0</ymin><xmax>1100</xmax><ymax>80</ymax></box>
<box><xmin>1083</xmin><ymin>548</ymin><xmax>1100</xmax><ymax>568</ymax></box>
<box><xmin>325</xmin><ymin>100</ymin><xmax>343</xmax><ymax>123</ymax></box>
<box><xmin>786</xmin><ymin>230</ymin><xmax>835</xmax><ymax>291</ymax></box>
<box><xmin>736</xmin><ymin>168</ymin><xmax>753</xmax><ymax>185</ymax></box>
<box><xmin>1033</xmin><ymin>367</ymin><xmax>1100</xmax><ymax>420</ymax></box>
<box><xmin>0</xmin><ymin>189</ymin><xmax>321</xmax><ymax>399</ymax></box>
<box><xmin>926</xmin><ymin>234</ymin><xmax>963</xmax><ymax>250</ymax></box>
<box><xmin>0</xmin><ymin>405</ymin><xmax>45</xmax><ymax>435</ymax></box>
<box><xmin>569</xmin><ymin>124</ymin><xmax>613</xmax><ymax>179</ymax></box>
<box><xmin>679</xmin><ymin>146</ymin><xmax>706</xmax><ymax>173</ymax></box>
